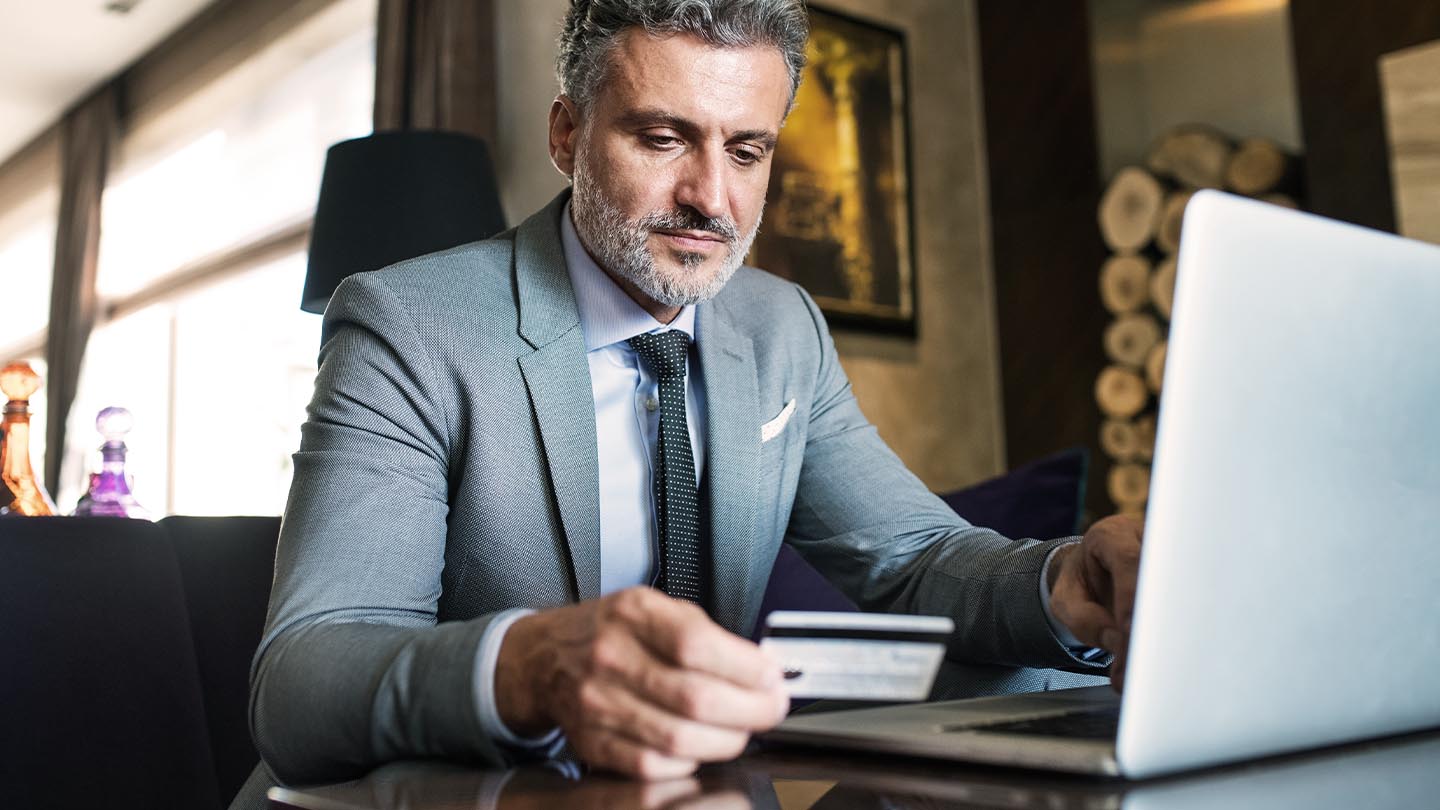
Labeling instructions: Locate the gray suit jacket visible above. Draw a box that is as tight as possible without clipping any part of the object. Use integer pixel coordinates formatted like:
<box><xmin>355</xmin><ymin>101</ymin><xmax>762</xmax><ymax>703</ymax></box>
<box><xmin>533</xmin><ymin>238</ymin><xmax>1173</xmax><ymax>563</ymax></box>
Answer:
<box><xmin>247</xmin><ymin>191</ymin><xmax>1098</xmax><ymax>791</ymax></box>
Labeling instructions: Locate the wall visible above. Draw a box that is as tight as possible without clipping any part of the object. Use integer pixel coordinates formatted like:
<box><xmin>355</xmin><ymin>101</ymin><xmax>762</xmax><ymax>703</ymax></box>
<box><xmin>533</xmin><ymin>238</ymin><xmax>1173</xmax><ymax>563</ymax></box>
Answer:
<box><xmin>813</xmin><ymin>0</ymin><xmax>1004</xmax><ymax>490</ymax></box>
<box><xmin>1381</xmin><ymin>39</ymin><xmax>1440</xmax><ymax>246</ymax></box>
<box><xmin>493</xmin><ymin>0</ymin><xmax>1005</xmax><ymax>492</ymax></box>
<box><xmin>1290</xmin><ymin>0</ymin><xmax>1440</xmax><ymax>231</ymax></box>
<box><xmin>975</xmin><ymin>2</ymin><xmax>1111</xmax><ymax>522</ymax></box>
<box><xmin>1089</xmin><ymin>0</ymin><xmax>1303</xmax><ymax>179</ymax></box>
<box><xmin>494</xmin><ymin>0</ymin><xmax>570</xmax><ymax>220</ymax></box>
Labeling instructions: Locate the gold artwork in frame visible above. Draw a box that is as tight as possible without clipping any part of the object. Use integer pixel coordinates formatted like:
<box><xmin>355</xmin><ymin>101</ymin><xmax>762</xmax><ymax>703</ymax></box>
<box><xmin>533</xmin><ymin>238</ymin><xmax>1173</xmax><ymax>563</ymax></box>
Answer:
<box><xmin>750</xmin><ymin>5</ymin><xmax>916</xmax><ymax>334</ymax></box>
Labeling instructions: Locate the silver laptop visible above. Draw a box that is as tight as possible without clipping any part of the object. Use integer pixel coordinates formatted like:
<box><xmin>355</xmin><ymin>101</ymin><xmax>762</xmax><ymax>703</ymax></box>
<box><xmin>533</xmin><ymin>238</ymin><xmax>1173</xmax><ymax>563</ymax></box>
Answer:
<box><xmin>765</xmin><ymin>190</ymin><xmax>1440</xmax><ymax>778</ymax></box>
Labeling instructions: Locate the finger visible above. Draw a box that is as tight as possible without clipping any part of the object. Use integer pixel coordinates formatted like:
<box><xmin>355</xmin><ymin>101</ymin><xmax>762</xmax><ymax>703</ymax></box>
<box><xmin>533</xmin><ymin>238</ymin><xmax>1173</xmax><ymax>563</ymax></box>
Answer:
<box><xmin>592</xmin><ymin>625</ymin><xmax>789</xmax><ymax>730</ymax></box>
<box><xmin>571</xmin><ymin>728</ymin><xmax>698</xmax><ymax>780</ymax></box>
<box><xmin>580</xmin><ymin>679</ymin><xmax>752</xmax><ymax>762</ymax></box>
<box><xmin>1051</xmin><ymin>574</ymin><xmax>1118</xmax><ymax>648</ymax></box>
<box><xmin>645</xmin><ymin>669</ymin><xmax>788</xmax><ymax>731</ymax></box>
<box><xmin>1091</xmin><ymin>521</ymin><xmax>1143</xmax><ymax>626</ymax></box>
<box><xmin>1109</xmin><ymin>633</ymin><xmax>1130</xmax><ymax>694</ymax></box>
<box><xmin>616</xmin><ymin>589</ymin><xmax>782</xmax><ymax>690</ymax></box>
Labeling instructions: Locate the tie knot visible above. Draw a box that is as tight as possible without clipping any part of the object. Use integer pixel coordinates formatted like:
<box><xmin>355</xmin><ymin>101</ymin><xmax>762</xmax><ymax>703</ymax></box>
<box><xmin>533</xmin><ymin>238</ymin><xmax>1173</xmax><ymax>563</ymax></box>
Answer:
<box><xmin>628</xmin><ymin>331</ymin><xmax>691</xmax><ymax>381</ymax></box>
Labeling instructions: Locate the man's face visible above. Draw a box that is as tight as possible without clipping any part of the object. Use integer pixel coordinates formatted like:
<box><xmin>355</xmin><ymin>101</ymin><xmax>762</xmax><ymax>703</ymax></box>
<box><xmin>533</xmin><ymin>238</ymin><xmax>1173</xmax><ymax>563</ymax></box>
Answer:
<box><xmin>556</xmin><ymin>30</ymin><xmax>792</xmax><ymax>312</ymax></box>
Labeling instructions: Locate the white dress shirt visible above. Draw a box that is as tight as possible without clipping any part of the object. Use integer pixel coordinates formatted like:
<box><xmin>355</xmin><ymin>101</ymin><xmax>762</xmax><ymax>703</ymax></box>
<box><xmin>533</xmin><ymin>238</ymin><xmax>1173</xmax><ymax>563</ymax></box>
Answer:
<box><xmin>472</xmin><ymin>204</ymin><xmax>1087</xmax><ymax>749</ymax></box>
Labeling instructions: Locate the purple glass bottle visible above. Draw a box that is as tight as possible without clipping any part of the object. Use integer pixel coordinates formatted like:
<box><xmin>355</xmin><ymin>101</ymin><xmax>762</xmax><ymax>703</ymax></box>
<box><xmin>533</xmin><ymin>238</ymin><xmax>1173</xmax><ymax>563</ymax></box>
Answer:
<box><xmin>73</xmin><ymin>406</ymin><xmax>150</xmax><ymax>520</ymax></box>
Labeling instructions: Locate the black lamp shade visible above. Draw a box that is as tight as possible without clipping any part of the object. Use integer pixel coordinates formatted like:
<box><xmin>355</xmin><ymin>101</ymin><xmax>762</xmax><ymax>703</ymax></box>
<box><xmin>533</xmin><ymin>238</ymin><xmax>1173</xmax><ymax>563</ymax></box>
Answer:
<box><xmin>302</xmin><ymin>130</ymin><xmax>507</xmax><ymax>313</ymax></box>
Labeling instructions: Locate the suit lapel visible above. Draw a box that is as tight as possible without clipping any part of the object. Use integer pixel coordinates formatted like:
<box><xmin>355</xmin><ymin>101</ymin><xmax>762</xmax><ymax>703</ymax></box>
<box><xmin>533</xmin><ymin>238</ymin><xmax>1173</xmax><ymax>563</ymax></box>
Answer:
<box><xmin>515</xmin><ymin>192</ymin><xmax>602</xmax><ymax>602</ymax></box>
<box><xmin>697</xmin><ymin>301</ymin><xmax>762</xmax><ymax>634</ymax></box>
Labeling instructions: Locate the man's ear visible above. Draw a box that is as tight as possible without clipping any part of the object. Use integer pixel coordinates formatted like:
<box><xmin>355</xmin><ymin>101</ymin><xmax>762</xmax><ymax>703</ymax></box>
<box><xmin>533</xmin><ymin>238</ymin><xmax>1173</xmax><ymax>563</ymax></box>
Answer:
<box><xmin>548</xmin><ymin>95</ymin><xmax>581</xmax><ymax>179</ymax></box>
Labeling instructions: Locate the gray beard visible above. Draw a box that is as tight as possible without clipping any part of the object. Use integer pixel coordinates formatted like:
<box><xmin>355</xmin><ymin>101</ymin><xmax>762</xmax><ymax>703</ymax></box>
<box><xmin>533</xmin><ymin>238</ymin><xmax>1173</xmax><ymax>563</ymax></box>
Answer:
<box><xmin>570</xmin><ymin>160</ymin><xmax>763</xmax><ymax>308</ymax></box>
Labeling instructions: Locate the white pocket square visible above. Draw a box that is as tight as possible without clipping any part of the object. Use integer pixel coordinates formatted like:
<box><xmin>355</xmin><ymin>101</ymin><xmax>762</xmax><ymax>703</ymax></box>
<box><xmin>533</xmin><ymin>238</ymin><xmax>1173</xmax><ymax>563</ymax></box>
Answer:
<box><xmin>760</xmin><ymin>399</ymin><xmax>796</xmax><ymax>443</ymax></box>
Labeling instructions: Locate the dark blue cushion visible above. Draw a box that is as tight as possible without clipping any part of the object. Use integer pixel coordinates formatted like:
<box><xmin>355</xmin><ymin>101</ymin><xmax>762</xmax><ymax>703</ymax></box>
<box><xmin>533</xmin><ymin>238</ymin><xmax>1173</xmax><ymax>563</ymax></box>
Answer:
<box><xmin>163</xmin><ymin>516</ymin><xmax>280</xmax><ymax>808</ymax></box>
<box><xmin>0</xmin><ymin>517</ymin><xmax>222</xmax><ymax>809</ymax></box>
<box><xmin>752</xmin><ymin>447</ymin><xmax>1089</xmax><ymax>637</ymax></box>
<box><xmin>937</xmin><ymin>446</ymin><xmax>1088</xmax><ymax>540</ymax></box>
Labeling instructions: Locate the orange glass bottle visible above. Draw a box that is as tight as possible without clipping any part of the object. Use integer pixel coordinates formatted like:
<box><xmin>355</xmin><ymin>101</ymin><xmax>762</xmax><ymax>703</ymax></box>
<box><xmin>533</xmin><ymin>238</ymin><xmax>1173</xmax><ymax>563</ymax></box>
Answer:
<box><xmin>0</xmin><ymin>362</ymin><xmax>56</xmax><ymax>517</ymax></box>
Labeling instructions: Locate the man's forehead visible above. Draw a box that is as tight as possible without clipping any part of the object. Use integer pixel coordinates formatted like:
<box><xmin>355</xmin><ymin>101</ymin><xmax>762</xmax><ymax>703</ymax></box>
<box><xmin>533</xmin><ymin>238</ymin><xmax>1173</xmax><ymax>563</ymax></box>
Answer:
<box><xmin>599</xmin><ymin>28</ymin><xmax>791</xmax><ymax>132</ymax></box>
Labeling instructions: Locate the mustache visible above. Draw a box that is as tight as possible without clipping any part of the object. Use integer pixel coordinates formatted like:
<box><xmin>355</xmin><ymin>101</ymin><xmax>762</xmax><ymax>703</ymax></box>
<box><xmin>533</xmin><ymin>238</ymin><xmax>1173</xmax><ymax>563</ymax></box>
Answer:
<box><xmin>638</xmin><ymin>208</ymin><xmax>740</xmax><ymax>243</ymax></box>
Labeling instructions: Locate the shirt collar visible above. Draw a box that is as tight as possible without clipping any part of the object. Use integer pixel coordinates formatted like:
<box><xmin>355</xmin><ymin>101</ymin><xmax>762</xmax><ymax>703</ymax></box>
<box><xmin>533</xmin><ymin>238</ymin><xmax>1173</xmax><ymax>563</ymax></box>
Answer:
<box><xmin>561</xmin><ymin>200</ymin><xmax>697</xmax><ymax>352</ymax></box>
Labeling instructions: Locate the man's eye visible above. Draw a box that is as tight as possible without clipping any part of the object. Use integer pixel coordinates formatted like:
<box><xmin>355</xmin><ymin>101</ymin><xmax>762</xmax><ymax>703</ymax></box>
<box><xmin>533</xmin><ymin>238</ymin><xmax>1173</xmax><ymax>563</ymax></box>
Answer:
<box><xmin>644</xmin><ymin>134</ymin><xmax>681</xmax><ymax>149</ymax></box>
<box><xmin>732</xmin><ymin>148</ymin><xmax>762</xmax><ymax>165</ymax></box>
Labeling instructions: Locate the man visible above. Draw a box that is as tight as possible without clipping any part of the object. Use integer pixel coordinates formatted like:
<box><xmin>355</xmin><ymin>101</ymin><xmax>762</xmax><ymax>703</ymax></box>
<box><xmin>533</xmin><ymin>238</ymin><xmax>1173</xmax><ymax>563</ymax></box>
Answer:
<box><xmin>244</xmin><ymin>0</ymin><xmax>1141</xmax><ymax>798</ymax></box>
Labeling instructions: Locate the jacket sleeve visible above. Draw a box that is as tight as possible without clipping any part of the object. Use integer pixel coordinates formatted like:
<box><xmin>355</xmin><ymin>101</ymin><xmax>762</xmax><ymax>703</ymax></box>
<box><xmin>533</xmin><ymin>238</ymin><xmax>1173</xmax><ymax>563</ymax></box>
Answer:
<box><xmin>782</xmin><ymin>286</ymin><xmax>1103</xmax><ymax>671</ymax></box>
<box><xmin>249</xmin><ymin>271</ymin><xmax>512</xmax><ymax>785</ymax></box>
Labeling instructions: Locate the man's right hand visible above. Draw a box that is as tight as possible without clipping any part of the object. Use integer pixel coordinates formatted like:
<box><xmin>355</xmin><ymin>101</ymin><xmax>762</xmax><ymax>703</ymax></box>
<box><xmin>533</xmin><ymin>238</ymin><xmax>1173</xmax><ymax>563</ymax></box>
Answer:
<box><xmin>494</xmin><ymin>586</ymin><xmax>790</xmax><ymax>779</ymax></box>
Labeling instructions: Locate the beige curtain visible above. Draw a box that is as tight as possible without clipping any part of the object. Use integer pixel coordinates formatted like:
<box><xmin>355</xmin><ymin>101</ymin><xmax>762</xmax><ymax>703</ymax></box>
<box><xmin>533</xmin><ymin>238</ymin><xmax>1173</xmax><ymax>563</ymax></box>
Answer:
<box><xmin>374</xmin><ymin>0</ymin><xmax>497</xmax><ymax>141</ymax></box>
<box><xmin>45</xmin><ymin>87</ymin><xmax>118</xmax><ymax>496</ymax></box>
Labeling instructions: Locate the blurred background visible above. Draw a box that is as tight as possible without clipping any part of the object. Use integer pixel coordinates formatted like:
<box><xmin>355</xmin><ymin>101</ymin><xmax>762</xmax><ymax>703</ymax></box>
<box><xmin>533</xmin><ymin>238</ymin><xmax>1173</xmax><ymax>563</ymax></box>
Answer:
<box><xmin>1</xmin><ymin>0</ymin><xmax>1436</xmax><ymax>522</ymax></box>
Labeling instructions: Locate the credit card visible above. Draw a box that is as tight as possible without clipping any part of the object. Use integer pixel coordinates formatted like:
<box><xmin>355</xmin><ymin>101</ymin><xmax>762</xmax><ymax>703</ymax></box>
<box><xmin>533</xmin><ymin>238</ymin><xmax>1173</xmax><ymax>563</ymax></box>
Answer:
<box><xmin>759</xmin><ymin>611</ymin><xmax>954</xmax><ymax>701</ymax></box>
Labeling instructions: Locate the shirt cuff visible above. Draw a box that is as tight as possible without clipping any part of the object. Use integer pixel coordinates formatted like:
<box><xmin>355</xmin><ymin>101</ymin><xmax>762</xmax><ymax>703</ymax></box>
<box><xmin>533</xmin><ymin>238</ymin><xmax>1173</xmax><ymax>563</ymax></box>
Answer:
<box><xmin>1039</xmin><ymin>542</ymin><xmax>1088</xmax><ymax>649</ymax></box>
<box><xmin>474</xmin><ymin>607</ymin><xmax>564</xmax><ymax>749</ymax></box>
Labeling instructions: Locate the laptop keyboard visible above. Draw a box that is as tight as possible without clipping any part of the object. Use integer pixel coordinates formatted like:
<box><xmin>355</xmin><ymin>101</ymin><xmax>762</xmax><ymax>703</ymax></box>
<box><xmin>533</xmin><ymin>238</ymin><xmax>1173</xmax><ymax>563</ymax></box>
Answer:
<box><xmin>961</xmin><ymin>707</ymin><xmax>1121</xmax><ymax>740</ymax></box>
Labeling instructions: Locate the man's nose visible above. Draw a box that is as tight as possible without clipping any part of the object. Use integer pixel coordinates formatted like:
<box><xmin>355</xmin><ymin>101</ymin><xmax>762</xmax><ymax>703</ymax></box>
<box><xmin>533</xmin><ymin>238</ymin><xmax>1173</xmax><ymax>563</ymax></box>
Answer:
<box><xmin>673</xmin><ymin>148</ymin><xmax>728</xmax><ymax>221</ymax></box>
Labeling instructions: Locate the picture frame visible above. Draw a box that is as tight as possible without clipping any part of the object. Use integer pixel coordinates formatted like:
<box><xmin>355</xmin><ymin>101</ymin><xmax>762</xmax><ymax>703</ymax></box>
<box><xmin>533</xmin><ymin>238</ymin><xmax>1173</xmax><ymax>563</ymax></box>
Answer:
<box><xmin>749</xmin><ymin>5</ymin><xmax>917</xmax><ymax>335</ymax></box>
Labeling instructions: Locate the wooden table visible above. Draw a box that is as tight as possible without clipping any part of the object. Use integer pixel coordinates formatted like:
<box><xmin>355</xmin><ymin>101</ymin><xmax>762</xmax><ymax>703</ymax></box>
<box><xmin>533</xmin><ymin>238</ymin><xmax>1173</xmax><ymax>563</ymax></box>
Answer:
<box><xmin>269</xmin><ymin>730</ymin><xmax>1440</xmax><ymax>809</ymax></box>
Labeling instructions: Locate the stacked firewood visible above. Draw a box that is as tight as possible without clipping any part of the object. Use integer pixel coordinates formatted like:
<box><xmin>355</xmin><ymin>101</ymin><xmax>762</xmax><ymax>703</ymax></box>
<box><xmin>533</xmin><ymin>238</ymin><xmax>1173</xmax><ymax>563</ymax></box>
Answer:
<box><xmin>1094</xmin><ymin>125</ymin><xmax>1302</xmax><ymax>515</ymax></box>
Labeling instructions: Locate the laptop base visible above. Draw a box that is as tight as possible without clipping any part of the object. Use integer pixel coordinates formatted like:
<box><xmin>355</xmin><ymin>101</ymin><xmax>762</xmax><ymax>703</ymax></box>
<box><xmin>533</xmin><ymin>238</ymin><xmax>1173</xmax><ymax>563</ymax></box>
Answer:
<box><xmin>765</xmin><ymin>686</ymin><xmax>1122</xmax><ymax>776</ymax></box>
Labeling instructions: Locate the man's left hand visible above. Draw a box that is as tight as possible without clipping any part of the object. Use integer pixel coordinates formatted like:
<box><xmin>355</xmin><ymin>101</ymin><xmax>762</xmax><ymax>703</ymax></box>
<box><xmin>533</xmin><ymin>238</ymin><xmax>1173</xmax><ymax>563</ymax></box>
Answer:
<box><xmin>1047</xmin><ymin>515</ymin><xmax>1144</xmax><ymax>691</ymax></box>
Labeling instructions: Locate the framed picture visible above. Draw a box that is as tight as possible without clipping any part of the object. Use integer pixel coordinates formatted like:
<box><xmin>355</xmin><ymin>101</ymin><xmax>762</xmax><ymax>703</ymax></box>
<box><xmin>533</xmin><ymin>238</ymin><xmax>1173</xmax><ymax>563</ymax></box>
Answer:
<box><xmin>749</xmin><ymin>5</ymin><xmax>917</xmax><ymax>335</ymax></box>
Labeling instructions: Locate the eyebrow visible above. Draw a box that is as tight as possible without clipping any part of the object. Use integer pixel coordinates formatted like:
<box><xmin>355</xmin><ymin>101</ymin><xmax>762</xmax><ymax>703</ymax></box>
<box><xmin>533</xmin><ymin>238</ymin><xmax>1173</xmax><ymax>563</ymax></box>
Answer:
<box><xmin>615</xmin><ymin>107</ymin><xmax>779</xmax><ymax>151</ymax></box>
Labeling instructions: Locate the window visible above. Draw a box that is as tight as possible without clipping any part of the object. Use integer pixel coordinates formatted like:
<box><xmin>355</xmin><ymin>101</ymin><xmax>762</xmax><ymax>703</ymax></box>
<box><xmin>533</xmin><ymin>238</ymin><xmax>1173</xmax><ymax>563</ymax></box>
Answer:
<box><xmin>97</xmin><ymin>4</ymin><xmax>376</xmax><ymax>300</ymax></box>
<box><xmin>61</xmin><ymin>307</ymin><xmax>171</xmax><ymax>512</ymax></box>
<box><xmin>61</xmin><ymin>258</ymin><xmax>319</xmax><ymax>515</ymax></box>
<box><xmin>169</xmin><ymin>257</ymin><xmax>319</xmax><ymax>515</ymax></box>
<box><xmin>0</xmin><ymin>181</ymin><xmax>59</xmax><ymax>468</ymax></box>
<box><xmin>0</xmin><ymin>185</ymin><xmax>59</xmax><ymax>359</ymax></box>
<box><xmin>57</xmin><ymin>0</ymin><xmax>375</xmax><ymax>515</ymax></box>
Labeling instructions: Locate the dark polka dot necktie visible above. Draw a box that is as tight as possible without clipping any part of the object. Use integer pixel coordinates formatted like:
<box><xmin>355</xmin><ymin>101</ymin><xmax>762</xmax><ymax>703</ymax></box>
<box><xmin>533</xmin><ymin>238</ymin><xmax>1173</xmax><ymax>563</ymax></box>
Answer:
<box><xmin>628</xmin><ymin>331</ymin><xmax>704</xmax><ymax>604</ymax></box>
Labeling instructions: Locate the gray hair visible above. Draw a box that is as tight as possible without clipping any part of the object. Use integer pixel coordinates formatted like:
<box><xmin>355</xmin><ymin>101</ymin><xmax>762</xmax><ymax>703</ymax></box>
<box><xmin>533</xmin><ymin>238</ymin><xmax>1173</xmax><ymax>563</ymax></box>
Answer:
<box><xmin>556</xmin><ymin>0</ymin><xmax>809</xmax><ymax>114</ymax></box>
